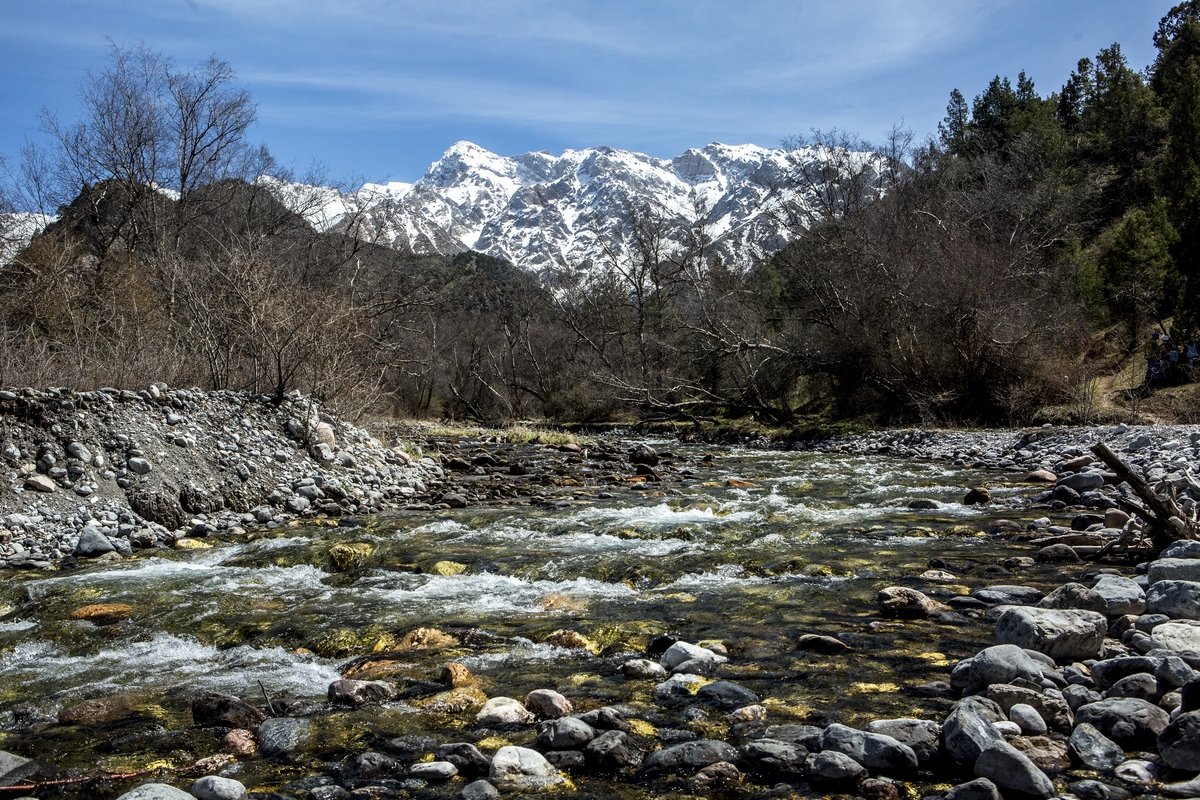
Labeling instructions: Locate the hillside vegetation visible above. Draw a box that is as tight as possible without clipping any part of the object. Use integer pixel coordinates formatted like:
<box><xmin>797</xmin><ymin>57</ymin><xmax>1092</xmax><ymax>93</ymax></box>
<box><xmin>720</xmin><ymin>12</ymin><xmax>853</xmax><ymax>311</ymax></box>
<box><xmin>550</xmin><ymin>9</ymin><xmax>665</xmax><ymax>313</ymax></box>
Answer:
<box><xmin>4</xmin><ymin>4</ymin><xmax>1200</xmax><ymax>426</ymax></box>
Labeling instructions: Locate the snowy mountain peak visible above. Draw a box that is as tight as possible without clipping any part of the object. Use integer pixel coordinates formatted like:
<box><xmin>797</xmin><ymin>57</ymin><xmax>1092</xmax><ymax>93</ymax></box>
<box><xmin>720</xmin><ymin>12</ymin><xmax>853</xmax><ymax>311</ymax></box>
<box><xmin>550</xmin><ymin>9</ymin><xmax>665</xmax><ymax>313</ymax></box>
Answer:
<box><xmin>327</xmin><ymin>141</ymin><xmax>886</xmax><ymax>280</ymax></box>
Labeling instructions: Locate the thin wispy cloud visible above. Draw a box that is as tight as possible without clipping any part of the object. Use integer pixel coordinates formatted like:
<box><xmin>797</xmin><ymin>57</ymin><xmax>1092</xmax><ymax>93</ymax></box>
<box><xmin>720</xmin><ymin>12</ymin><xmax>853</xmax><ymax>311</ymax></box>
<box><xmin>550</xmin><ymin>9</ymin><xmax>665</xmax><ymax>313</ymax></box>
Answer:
<box><xmin>0</xmin><ymin>0</ymin><xmax>1178</xmax><ymax>182</ymax></box>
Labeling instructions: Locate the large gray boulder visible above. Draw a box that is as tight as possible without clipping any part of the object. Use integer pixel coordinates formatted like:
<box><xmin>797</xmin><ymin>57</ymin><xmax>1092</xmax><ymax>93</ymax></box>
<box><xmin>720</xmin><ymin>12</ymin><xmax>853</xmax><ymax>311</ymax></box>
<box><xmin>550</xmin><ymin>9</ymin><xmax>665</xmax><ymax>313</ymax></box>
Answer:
<box><xmin>974</xmin><ymin>741</ymin><xmax>1055</xmax><ymax>798</ymax></box>
<box><xmin>995</xmin><ymin>607</ymin><xmax>1107</xmax><ymax>660</ymax></box>
<box><xmin>943</xmin><ymin>699</ymin><xmax>1004</xmax><ymax>764</ymax></box>
<box><xmin>1074</xmin><ymin>698</ymin><xmax>1170</xmax><ymax>746</ymax></box>
<box><xmin>865</xmin><ymin>718</ymin><xmax>941</xmax><ymax>764</ymax></box>
<box><xmin>643</xmin><ymin>740</ymin><xmax>738</xmax><ymax>775</ymax></box>
<box><xmin>739</xmin><ymin>738</ymin><xmax>807</xmax><ymax>777</ymax></box>
<box><xmin>1068</xmin><ymin>722</ymin><xmax>1125</xmax><ymax>771</ymax></box>
<box><xmin>1148</xmin><ymin>558</ymin><xmax>1200</xmax><ymax>584</ymax></box>
<box><xmin>1151</xmin><ymin>621</ymin><xmax>1200</xmax><ymax>653</ymax></box>
<box><xmin>1146</xmin><ymin>580</ymin><xmax>1200</xmax><ymax>620</ymax></box>
<box><xmin>818</xmin><ymin>723</ymin><xmax>918</xmax><ymax>771</ymax></box>
<box><xmin>535</xmin><ymin>717</ymin><xmax>596</xmax><ymax>750</ymax></box>
<box><xmin>1091</xmin><ymin>575</ymin><xmax>1146</xmax><ymax>617</ymax></box>
<box><xmin>1158</xmin><ymin>710</ymin><xmax>1200</xmax><ymax>771</ymax></box>
<box><xmin>951</xmin><ymin>644</ymin><xmax>1058</xmax><ymax>694</ymax></box>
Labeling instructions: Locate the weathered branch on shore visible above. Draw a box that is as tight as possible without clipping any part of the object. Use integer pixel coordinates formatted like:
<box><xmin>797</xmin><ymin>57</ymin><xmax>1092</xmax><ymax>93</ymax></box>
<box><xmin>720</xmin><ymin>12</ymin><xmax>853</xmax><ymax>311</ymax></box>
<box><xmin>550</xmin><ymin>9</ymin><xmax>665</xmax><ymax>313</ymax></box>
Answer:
<box><xmin>1090</xmin><ymin>440</ymin><xmax>1200</xmax><ymax>550</ymax></box>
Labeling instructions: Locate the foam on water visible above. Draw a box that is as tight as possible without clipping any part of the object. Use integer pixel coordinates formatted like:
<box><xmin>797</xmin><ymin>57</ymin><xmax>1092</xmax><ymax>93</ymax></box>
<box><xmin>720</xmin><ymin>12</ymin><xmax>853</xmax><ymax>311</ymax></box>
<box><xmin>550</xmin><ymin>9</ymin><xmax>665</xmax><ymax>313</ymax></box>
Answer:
<box><xmin>456</xmin><ymin>524</ymin><xmax>698</xmax><ymax>557</ymax></box>
<box><xmin>459</xmin><ymin>638</ymin><xmax>585</xmax><ymax>669</ymax></box>
<box><xmin>566</xmin><ymin>501</ymin><xmax>759</xmax><ymax>529</ymax></box>
<box><xmin>359</xmin><ymin>571</ymin><xmax>638</xmax><ymax>615</ymax></box>
<box><xmin>25</xmin><ymin>559</ymin><xmax>332</xmax><ymax>601</ymax></box>
<box><xmin>0</xmin><ymin>634</ymin><xmax>340</xmax><ymax>702</ymax></box>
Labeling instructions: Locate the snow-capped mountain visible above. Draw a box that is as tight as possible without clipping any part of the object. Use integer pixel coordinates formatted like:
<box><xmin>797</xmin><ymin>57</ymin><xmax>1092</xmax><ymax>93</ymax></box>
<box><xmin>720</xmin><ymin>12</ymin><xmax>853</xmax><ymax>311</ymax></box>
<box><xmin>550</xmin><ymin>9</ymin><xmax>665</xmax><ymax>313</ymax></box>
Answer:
<box><xmin>324</xmin><ymin>141</ymin><xmax>888</xmax><ymax>281</ymax></box>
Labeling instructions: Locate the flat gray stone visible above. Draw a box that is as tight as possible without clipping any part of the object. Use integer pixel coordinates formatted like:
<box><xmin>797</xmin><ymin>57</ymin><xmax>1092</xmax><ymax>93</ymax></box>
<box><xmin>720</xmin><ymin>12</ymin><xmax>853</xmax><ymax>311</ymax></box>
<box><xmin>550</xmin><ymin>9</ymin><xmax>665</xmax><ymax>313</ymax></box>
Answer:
<box><xmin>995</xmin><ymin>606</ymin><xmax>1106</xmax><ymax>660</ymax></box>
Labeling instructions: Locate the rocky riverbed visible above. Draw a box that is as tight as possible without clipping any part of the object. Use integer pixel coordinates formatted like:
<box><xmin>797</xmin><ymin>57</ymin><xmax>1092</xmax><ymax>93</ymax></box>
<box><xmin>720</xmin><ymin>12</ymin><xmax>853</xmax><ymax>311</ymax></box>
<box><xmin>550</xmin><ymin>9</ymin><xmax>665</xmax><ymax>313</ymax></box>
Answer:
<box><xmin>2</xmin><ymin>394</ymin><xmax>1200</xmax><ymax>799</ymax></box>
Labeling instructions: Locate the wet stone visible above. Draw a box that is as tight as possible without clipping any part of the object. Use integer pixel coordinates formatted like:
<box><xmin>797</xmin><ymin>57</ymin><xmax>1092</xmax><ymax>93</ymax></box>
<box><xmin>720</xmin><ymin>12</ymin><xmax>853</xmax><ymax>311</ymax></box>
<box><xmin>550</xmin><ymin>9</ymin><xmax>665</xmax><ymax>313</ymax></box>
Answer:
<box><xmin>189</xmin><ymin>775</ymin><xmax>248</xmax><ymax>800</ymax></box>
<box><xmin>584</xmin><ymin>730</ymin><xmax>643</xmax><ymax>772</ymax></box>
<box><xmin>256</xmin><ymin>717</ymin><xmax>311</xmax><ymax>761</ymax></box>
<box><xmin>1068</xmin><ymin>722</ymin><xmax>1125</xmax><ymax>771</ymax></box>
<box><xmin>805</xmin><ymin>750</ymin><xmax>866</xmax><ymax>782</ymax></box>
<box><xmin>643</xmin><ymin>739</ymin><xmax>738</xmax><ymax>775</ymax></box>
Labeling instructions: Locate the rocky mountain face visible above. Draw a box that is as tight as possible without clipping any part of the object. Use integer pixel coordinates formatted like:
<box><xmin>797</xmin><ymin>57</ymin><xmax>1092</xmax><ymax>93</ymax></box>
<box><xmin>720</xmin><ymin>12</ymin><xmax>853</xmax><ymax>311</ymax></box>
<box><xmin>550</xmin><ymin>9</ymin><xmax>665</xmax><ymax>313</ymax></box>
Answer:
<box><xmin>318</xmin><ymin>141</ymin><xmax>888</xmax><ymax>282</ymax></box>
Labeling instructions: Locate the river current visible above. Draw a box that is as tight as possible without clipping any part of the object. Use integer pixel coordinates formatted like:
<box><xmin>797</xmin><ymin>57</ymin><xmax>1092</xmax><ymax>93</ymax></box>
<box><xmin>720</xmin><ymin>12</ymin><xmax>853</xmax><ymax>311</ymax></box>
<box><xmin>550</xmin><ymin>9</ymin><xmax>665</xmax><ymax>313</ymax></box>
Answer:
<box><xmin>0</xmin><ymin>443</ymin><xmax>1068</xmax><ymax>796</ymax></box>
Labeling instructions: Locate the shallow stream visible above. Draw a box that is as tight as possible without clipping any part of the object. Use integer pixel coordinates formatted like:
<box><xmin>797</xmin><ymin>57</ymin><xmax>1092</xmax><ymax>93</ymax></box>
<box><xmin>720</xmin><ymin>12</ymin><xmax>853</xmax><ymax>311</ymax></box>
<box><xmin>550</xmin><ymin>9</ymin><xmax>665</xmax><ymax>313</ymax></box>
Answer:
<box><xmin>0</xmin><ymin>443</ymin><xmax>1072</xmax><ymax>797</ymax></box>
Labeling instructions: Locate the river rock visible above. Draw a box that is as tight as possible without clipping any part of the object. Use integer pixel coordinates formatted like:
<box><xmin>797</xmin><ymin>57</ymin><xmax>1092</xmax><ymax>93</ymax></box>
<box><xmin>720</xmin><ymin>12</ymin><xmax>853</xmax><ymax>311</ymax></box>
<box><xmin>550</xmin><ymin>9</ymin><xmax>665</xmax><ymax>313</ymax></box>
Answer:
<box><xmin>576</xmin><ymin>706</ymin><xmax>631</xmax><ymax>731</ymax></box>
<box><xmin>865</xmin><ymin>718</ymin><xmax>941</xmax><ymax>764</ymax></box>
<box><xmin>1162</xmin><ymin>540</ymin><xmax>1200</xmax><ymax>559</ymax></box>
<box><xmin>73</xmin><ymin>526</ymin><xmax>115</xmax><ymax>558</ymax></box>
<box><xmin>585</xmin><ymin>730</ymin><xmax>643</xmax><ymax>772</ymax></box>
<box><xmin>1105</xmin><ymin>672</ymin><xmax>1159</xmax><ymax>701</ymax></box>
<box><xmin>818</xmin><ymin>723</ymin><xmax>918</xmax><ymax>770</ymax></box>
<box><xmin>971</xmin><ymin>585</ymin><xmax>1044</xmax><ymax>606</ymax></box>
<box><xmin>1058</xmin><ymin>472</ymin><xmax>1105</xmax><ymax>492</ymax></box>
<box><xmin>189</xmin><ymin>775</ymin><xmax>247</xmax><ymax>800</ymax></box>
<box><xmin>985</xmin><ymin>683</ymin><xmax>1072</xmax><ymax>731</ymax></box>
<box><xmin>659</xmin><ymin>641</ymin><xmax>726</xmax><ymax>670</ymax></box>
<box><xmin>877</xmin><ymin>586</ymin><xmax>950</xmax><ymax>618</ymax></box>
<box><xmin>995</xmin><ymin>607</ymin><xmax>1107</xmax><ymax>660</ymax></box>
<box><xmin>327</xmin><ymin>679</ymin><xmax>394</xmax><ymax>706</ymax></box>
<box><xmin>535</xmin><ymin>717</ymin><xmax>596</xmax><ymax>749</ymax></box>
<box><xmin>1151</xmin><ymin>621</ymin><xmax>1200</xmax><ymax>653</ymax></box>
<box><xmin>255</xmin><ymin>717</ymin><xmax>311</xmax><ymax>760</ymax></box>
<box><xmin>942</xmin><ymin>699</ymin><xmax>1004</xmax><ymax>764</ymax></box>
<box><xmin>697</xmin><ymin>680</ymin><xmax>759</xmax><ymax>709</ymax></box>
<box><xmin>489</xmin><ymin>746</ymin><xmax>563</xmax><ymax>789</ymax></box>
<box><xmin>796</xmin><ymin>633</ymin><xmax>851</xmax><ymax>652</ymax></box>
<box><xmin>1146</xmin><ymin>579</ymin><xmax>1200</xmax><ymax>620</ymax></box>
<box><xmin>1038</xmin><ymin>583</ymin><xmax>1107</xmax><ymax>613</ymax></box>
<box><xmin>1037</xmin><ymin>543</ymin><xmax>1082</xmax><ymax>563</ymax></box>
<box><xmin>477</xmin><ymin>696</ymin><xmax>534</xmax><ymax>726</ymax></box>
<box><xmin>1092</xmin><ymin>575</ymin><xmax>1146</xmax><ymax>617</ymax></box>
<box><xmin>192</xmin><ymin>692</ymin><xmax>266</xmax><ymax>729</ymax></box>
<box><xmin>461</xmin><ymin>779</ymin><xmax>500</xmax><ymax>800</ymax></box>
<box><xmin>974</xmin><ymin>741</ymin><xmax>1054</xmax><ymax>798</ymax></box>
<box><xmin>620</xmin><ymin>658</ymin><xmax>667</xmax><ymax>679</ymax></box>
<box><xmin>524</xmin><ymin>689</ymin><xmax>572</xmax><ymax>719</ymax></box>
<box><xmin>952</xmin><ymin>644</ymin><xmax>1057</xmax><ymax>694</ymax></box>
<box><xmin>1149</xmin><ymin>557</ymin><xmax>1200</xmax><ymax>584</ymax></box>
<box><xmin>436</xmin><ymin>742</ymin><xmax>491</xmax><ymax>777</ymax></box>
<box><xmin>643</xmin><ymin>740</ymin><xmax>738</xmax><ymax>775</ymax></box>
<box><xmin>1069</xmin><ymin>779</ymin><xmax>1132</xmax><ymax>800</ymax></box>
<box><xmin>1091</xmin><ymin>656</ymin><xmax>1162</xmax><ymax>690</ymax></box>
<box><xmin>1008</xmin><ymin>703</ymin><xmax>1047</xmax><ymax>735</ymax></box>
<box><xmin>1068</xmin><ymin>722</ymin><xmax>1125</xmax><ymax>771</ymax></box>
<box><xmin>945</xmin><ymin>777</ymin><xmax>1003</xmax><ymax>800</ymax></box>
<box><xmin>115</xmin><ymin>784</ymin><xmax>195</xmax><ymax>800</ymax></box>
<box><xmin>0</xmin><ymin>750</ymin><xmax>43</xmax><ymax>787</ymax></box>
<box><xmin>410</xmin><ymin>761</ymin><xmax>458</xmax><ymax>781</ymax></box>
<box><xmin>690</xmin><ymin>761</ymin><xmax>741</xmax><ymax>791</ymax></box>
<box><xmin>653</xmin><ymin>673</ymin><xmax>707</xmax><ymax>705</ymax></box>
<box><xmin>739</xmin><ymin>738</ymin><xmax>807</xmax><ymax>777</ymax></box>
<box><xmin>1158</xmin><ymin>710</ymin><xmax>1200</xmax><ymax>771</ymax></box>
<box><xmin>805</xmin><ymin>750</ymin><xmax>866</xmax><ymax>781</ymax></box>
<box><xmin>1073</xmin><ymin>698</ymin><xmax>1169</xmax><ymax>746</ymax></box>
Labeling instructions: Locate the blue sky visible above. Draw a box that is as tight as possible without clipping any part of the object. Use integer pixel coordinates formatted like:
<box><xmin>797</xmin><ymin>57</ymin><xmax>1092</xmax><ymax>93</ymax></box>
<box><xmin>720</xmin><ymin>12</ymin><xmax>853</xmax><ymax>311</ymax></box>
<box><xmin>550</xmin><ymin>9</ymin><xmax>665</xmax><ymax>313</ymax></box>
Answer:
<box><xmin>0</xmin><ymin>0</ymin><xmax>1177</xmax><ymax>186</ymax></box>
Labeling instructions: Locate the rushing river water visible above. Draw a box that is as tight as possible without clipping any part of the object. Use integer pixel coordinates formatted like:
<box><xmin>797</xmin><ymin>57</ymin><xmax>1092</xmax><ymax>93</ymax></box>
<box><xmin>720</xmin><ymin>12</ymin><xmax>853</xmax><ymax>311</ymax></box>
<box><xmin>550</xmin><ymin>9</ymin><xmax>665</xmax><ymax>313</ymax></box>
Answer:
<box><xmin>0</xmin><ymin>443</ymin><xmax>1072</xmax><ymax>797</ymax></box>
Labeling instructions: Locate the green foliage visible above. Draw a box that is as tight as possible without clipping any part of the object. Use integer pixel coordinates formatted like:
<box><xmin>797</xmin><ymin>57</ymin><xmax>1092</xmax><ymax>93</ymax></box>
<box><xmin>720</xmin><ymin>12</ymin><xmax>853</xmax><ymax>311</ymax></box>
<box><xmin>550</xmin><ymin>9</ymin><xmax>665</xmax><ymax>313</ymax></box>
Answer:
<box><xmin>1099</xmin><ymin>199</ymin><xmax>1180</xmax><ymax>344</ymax></box>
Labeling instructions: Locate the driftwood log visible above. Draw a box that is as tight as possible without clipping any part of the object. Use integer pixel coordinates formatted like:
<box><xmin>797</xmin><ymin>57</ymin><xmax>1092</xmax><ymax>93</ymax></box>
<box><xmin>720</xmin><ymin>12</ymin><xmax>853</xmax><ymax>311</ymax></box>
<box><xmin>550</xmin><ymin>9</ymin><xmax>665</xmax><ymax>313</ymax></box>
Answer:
<box><xmin>1090</xmin><ymin>441</ymin><xmax>1200</xmax><ymax>552</ymax></box>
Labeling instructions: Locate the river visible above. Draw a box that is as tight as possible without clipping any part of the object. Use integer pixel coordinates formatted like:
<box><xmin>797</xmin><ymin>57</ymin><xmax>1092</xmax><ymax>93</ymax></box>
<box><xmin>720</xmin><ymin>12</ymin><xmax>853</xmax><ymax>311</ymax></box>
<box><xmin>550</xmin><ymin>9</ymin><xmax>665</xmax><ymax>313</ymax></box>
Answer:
<box><xmin>0</xmin><ymin>442</ymin><xmax>1069</xmax><ymax>797</ymax></box>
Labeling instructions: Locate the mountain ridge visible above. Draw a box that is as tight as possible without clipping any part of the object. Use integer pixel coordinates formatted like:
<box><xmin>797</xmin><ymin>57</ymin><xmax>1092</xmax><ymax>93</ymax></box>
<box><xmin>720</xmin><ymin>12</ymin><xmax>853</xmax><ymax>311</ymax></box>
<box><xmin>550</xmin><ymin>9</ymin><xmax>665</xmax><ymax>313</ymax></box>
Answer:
<box><xmin>317</xmin><ymin>140</ymin><xmax>886</xmax><ymax>281</ymax></box>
